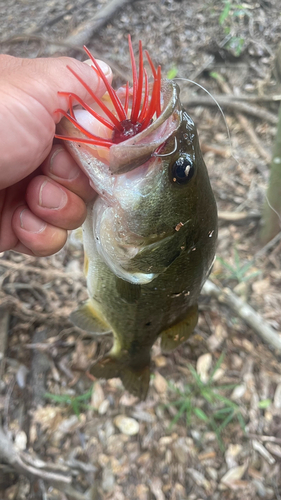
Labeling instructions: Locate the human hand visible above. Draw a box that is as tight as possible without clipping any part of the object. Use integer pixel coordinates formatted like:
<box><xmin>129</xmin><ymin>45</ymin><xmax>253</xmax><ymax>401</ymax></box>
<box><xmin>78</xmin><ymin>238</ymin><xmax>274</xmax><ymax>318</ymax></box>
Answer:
<box><xmin>0</xmin><ymin>53</ymin><xmax>112</xmax><ymax>256</ymax></box>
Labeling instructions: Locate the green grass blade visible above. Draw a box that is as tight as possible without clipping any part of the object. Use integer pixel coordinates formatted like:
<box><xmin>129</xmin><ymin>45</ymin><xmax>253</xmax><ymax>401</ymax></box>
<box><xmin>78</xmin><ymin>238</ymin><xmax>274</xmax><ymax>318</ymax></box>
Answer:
<box><xmin>168</xmin><ymin>402</ymin><xmax>188</xmax><ymax>429</ymax></box>
<box><xmin>208</xmin><ymin>352</ymin><xmax>225</xmax><ymax>384</ymax></box>
<box><xmin>219</xmin><ymin>1</ymin><xmax>231</xmax><ymax>25</ymax></box>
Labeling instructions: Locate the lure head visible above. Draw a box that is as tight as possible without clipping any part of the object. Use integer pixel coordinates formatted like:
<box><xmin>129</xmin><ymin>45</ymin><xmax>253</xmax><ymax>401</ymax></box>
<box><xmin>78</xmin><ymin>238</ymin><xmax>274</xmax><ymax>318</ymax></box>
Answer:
<box><xmin>56</xmin><ymin>37</ymin><xmax>182</xmax><ymax>174</ymax></box>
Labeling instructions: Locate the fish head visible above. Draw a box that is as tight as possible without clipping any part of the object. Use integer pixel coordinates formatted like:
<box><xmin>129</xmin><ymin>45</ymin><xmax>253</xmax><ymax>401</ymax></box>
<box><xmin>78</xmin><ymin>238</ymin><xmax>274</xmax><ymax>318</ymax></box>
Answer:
<box><xmin>56</xmin><ymin>38</ymin><xmax>217</xmax><ymax>286</ymax></box>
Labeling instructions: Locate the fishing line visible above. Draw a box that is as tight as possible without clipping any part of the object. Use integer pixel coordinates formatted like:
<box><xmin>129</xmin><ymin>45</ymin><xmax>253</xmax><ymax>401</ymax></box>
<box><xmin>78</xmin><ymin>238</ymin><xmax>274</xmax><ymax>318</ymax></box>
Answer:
<box><xmin>265</xmin><ymin>194</ymin><xmax>281</xmax><ymax>228</ymax></box>
<box><xmin>176</xmin><ymin>79</ymin><xmax>281</xmax><ymax>225</ymax></box>
<box><xmin>174</xmin><ymin>77</ymin><xmax>239</xmax><ymax>165</ymax></box>
<box><xmin>153</xmin><ymin>137</ymin><xmax>177</xmax><ymax>157</ymax></box>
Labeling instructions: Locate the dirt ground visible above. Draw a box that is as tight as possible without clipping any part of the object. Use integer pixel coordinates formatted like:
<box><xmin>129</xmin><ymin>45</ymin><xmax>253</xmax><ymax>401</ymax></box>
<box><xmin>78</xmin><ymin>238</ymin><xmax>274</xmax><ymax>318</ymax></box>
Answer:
<box><xmin>1</xmin><ymin>0</ymin><xmax>281</xmax><ymax>499</ymax></box>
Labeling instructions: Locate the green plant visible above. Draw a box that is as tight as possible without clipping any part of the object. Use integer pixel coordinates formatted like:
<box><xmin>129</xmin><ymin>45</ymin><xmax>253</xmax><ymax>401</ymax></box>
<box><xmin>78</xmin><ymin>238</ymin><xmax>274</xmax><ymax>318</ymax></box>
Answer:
<box><xmin>164</xmin><ymin>354</ymin><xmax>245</xmax><ymax>451</ymax></box>
<box><xmin>45</xmin><ymin>385</ymin><xmax>94</xmax><ymax>416</ymax></box>
<box><xmin>226</xmin><ymin>36</ymin><xmax>245</xmax><ymax>57</ymax></box>
<box><xmin>219</xmin><ymin>1</ymin><xmax>251</xmax><ymax>26</ymax></box>
<box><xmin>258</xmin><ymin>399</ymin><xmax>272</xmax><ymax>410</ymax></box>
<box><xmin>219</xmin><ymin>0</ymin><xmax>232</xmax><ymax>25</ymax></box>
<box><xmin>167</xmin><ymin>66</ymin><xmax>178</xmax><ymax>80</ymax></box>
<box><xmin>218</xmin><ymin>1</ymin><xmax>250</xmax><ymax>57</ymax></box>
<box><xmin>216</xmin><ymin>248</ymin><xmax>261</xmax><ymax>283</ymax></box>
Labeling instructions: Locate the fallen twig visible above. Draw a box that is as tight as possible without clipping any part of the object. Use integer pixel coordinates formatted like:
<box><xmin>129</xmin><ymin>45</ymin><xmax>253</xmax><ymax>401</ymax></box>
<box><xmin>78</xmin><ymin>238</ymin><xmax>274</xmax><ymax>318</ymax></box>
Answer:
<box><xmin>46</xmin><ymin>0</ymin><xmax>136</xmax><ymax>53</ymax></box>
<box><xmin>0</xmin><ymin>258</ymin><xmax>83</xmax><ymax>279</ymax></box>
<box><xmin>186</xmin><ymin>93</ymin><xmax>281</xmax><ymax>104</ymax></box>
<box><xmin>0</xmin><ymin>308</ymin><xmax>9</xmax><ymax>380</ymax></box>
<box><xmin>218</xmin><ymin>210</ymin><xmax>260</xmax><ymax>223</ymax></box>
<box><xmin>253</xmin><ymin>231</ymin><xmax>281</xmax><ymax>260</ymax></box>
<box><xmin>182</xmin><ymin>94</ymin><xmax>278</xmax><ymax>125</ymax></box>
<box><xmin>215</xmin><ymin>78</ymin><xmax>271</xmax><ymax>163</ymax></box>
<box><xmin>202</xmin><ymin>279</ymin><xmax>281</xmax><ymax>352</ymax></box>
<box><xmin>25</xmin><ymin>0</ymin><xmax>91</xmax><ymax>36</ymax></box>
<box><xmin>246</xmin><ymin>433</ymin><xmax>281</xmax><ymax>445</ymax></box>
<box><xmin>0</xmin><ymin>427</ymin><xmax>71</xmax><ymax>484</ymax></box>
<box><xmin>0</xmin><ymin>294</ymin><xmax>71</xmax><ymax>325</ymax></box>
<box><xmin>200</xmin><ymin>142</ymin><xmax>230</xmax><ymax>158</ymax></box>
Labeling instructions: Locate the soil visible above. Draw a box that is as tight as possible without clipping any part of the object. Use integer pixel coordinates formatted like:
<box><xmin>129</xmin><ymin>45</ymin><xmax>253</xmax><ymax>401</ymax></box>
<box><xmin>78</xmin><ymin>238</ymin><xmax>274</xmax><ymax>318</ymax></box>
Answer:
<box><xmin>1</xmin><ymin>1</ymin><xmax>281</xmax><ymax>499</ymax></box>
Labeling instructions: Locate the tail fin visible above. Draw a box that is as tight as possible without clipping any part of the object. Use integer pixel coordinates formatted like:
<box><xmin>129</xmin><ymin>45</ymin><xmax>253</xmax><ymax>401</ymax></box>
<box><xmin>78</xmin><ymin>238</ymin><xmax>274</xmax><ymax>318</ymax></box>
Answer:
<box><xmin>90</xmin><ymin>357</ymin><xmax>150</xmax><ymax>400</ymax></box>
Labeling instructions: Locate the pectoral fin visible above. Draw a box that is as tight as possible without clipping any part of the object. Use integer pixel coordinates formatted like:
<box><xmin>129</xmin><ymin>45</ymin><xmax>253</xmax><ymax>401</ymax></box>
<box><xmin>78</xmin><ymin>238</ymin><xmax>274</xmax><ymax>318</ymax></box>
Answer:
<box><xmin>115</xmin><ymin>277</ymin><xmax>141</xmax><ymax>303</ymax></box>
<box><xmin>70</xmin><ymin>300</ymin><xmax>111</xmax><ymax>334</ymax></box>
<box><xmin>129</xmin><ymin>233</ymin><xmax>184</xmax><ymax>273</ymax></box>
<box><xmin>90</xmin><ymin>357</ymin><xmax>150</xmax><ymax>400</ymax></box>
<box><xmin>161</xmin><ymin>304</ymin><xmax>198</xmax><ymax>352</ymax></box>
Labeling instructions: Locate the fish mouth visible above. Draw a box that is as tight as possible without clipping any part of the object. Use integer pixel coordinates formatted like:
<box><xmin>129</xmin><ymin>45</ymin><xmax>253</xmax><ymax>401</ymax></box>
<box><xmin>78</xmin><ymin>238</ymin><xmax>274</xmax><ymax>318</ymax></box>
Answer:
<box><xmin>108</xmin><ymin>80</ymin><xmax>181</xmax><ymax>174</ymax></box>
<box><xmin>55</xmin><ymin>36</ymin><xmax>182</xmax><ymax>176</ymax></box>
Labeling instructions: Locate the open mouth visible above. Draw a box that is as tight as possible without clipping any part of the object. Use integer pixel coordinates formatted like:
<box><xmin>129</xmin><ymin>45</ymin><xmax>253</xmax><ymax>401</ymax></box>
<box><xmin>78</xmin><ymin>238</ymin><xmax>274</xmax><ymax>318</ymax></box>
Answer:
<box><xmin>55</xmin><ymin>35</ymin><xmax>182</xmax><ymax>174</ymax></box>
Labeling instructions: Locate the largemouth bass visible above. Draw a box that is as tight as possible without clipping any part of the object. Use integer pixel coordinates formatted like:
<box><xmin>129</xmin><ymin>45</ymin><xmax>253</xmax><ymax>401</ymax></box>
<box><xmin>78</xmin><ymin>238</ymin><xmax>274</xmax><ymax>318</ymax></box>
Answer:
<box><xmin>56</xmin><ymin>37</ymin><xmax>218</xmax><ymax>399</ymax></box>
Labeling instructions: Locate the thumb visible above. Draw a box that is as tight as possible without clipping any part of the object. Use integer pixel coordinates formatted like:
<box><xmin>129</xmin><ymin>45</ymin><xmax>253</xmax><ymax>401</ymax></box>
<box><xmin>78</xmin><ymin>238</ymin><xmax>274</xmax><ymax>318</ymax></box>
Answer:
<box><xmin>0</xmin><ymin>54</ymin><xmax>112</xmax><ymax>120</ymax></box>
<box><xmin>44</xmin><ymin>56</ymin><xmax>113</xmax><ymax>121</ymax></box>
<box><xmin>0</xmin><ymin>55</ymin><xmax>112</xmax><ymax>187</ymax></box>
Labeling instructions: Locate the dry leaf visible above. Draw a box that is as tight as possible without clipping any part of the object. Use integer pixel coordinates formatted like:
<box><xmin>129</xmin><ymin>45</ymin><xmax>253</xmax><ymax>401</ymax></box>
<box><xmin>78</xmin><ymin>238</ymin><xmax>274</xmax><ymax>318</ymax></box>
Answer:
<box><xmin>91</xmin><ymin>382</ymin><xmax>105</xmax><ymax>410</ymax></box>
<box><xmin>225</xmin><ymin>444</ymin><xmax>243</xmax><ymax>469</ymax></box>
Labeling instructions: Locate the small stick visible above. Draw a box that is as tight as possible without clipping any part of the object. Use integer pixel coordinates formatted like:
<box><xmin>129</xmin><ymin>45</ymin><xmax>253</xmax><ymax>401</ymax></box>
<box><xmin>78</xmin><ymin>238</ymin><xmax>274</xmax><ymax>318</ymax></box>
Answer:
<box><xmin>0</xmin><ymin>308</ymin><xmax>9</xmax><ymax>380</ymax></box>
<box><xmin>246</xmin><ymin>434</ymin><xmax>281</xmax><ymax>445</ymax></box>
<box><xmin>253</xmin><ymin>231</ymin><xmax>281</xmax><ymax>260</ymax></box>
<box><xmin>0</xmin><ymin>427</ymin><xmax>71</xmax><ymax>484</ymax></box>
<box><xmin>47</xmin><ymin>0</ymin><xmax>136</xmax><ymax>53</ymax></box>
<box><xmin>200</xmin><ymin>143</ymin><xmax>230</xmax><ymax>158</ymax></box>
<box><xmin>182</xmin><ymin>94</ymin><xmax>278</xmax><ymax>125</ymax></box>
<box><xmin>0</xmin><ymin>258</ymin><xmax>83</xmax><ymax>279</ymax></box>
<box><xmin>202</xmin><ymin>279</ymin><xmax>281</xmax><ymax>352</ymax></box>
<box><xmin>216</xmin><ymin>78</ymin><xmax>271</xmax><ymax>163</ymax></box>
<box><xmin>218</xmin><ymin>211</ymin><xmax>260</xmax><ymax>222</ymax></box>
<box><xmin>185</xmin><ymin>93</ymin><xmax>281</xmax><ymax>105</ymax></box>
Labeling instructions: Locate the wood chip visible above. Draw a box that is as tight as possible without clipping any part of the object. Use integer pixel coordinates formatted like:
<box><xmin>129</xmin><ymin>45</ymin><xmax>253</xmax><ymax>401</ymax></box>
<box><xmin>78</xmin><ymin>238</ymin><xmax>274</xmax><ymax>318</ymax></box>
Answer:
<box><xmin>91</xmin><ymin>382</ymin><xmax>105</xmax><ymax>411</ymax></box>
<box><xmin>252</xmin><ymin>440</ymin><xmax>276</xmax><ymax>464</ymax></box>
<box><xmin>114</xmin><ymin>415</ymin><xmax>139</xmax><ymax>436</ymax></box>
<box><xmin>220</xmin><ymin>463</ymin><xmax>248</xmax><ymax>489</ymax></box>
<box><xmin>196</xmin><ymin>353</ymin><xmax>212</xmax><ymax>383</ymax></box>
<box><xmin>225</xmin><ymin>444</ymin><xmax>243</xmax><ymax>469</ymax></box>
<box><xmin>273</xmin><ymin>382</ymin><xmax>281</xmax><ymax>408</ymax></box>
<box><xmin>150</xmin><ymin>478</ymin><xmax>165</xmax><ymax>500</ymax></box>
<box><xmin>14</xmin><ymin>430</ymin><xmax>27</xmax><ymax>451</ymax></box>
<box><xmin>265</xmin><ymin>442</ymin><xmax>281</xmax><ymax>458</ymax></box>
<box><xmin>187</xmin><ymin>468</ymin><xmax>212</xmax><ymax>492</ymax></box>
<box><xmin>198</xmin><ymin>451</ymin><xmax>216</xmax><ymax>461</ymax></box>
<box><xmin>153</xmin><ymin>371</ymin><xmax>168</xmax><ymax>393</ymax></box>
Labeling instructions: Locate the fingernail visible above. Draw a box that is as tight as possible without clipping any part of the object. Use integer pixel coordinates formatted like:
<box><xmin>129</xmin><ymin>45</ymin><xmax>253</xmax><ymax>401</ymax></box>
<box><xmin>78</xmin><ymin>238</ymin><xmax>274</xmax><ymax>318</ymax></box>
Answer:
<box><xmin>84</xmin><ymin>58</ymin><xmax>111</xmax><ymax>76</ymax></box>
<box><xmin>20</xmin><ymin>209</ymin><xmax>47</xmax><ymax>233</ymax></box>
<box><xmin>97</xmin><ymin>60</ymin><xmax>111</xmax><ymax>76</ymax></box>
<box><xmin>50</xmin><ymin>148</ymin><xmax>80</xmax><ymax>180</ymax></box>
<box><xmin>39</xmin><ymin>180</ymin><xmax>67</xmax><ymax>209</ymax></box>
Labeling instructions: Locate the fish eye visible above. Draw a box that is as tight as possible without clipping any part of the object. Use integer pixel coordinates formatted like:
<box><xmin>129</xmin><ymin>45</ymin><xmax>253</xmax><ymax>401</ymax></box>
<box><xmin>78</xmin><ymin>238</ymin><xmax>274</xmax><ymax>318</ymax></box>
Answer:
<box><xmin>171</xmin><ymin>154</ymin><xmax>195</xmax><ymax>185</ymax></box>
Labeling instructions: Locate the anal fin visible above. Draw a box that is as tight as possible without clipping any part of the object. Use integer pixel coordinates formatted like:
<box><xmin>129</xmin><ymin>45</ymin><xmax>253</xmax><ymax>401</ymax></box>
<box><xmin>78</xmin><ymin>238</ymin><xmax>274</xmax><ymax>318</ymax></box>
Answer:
<box><xmin>161</xmin><ymin>304</ymin><xmax>198</xmax><ymax>352</ymax></box>
<box><xmin>70</xmin><ymin>300</ymin><xmax>111</xmax><ymax>334</ymax></box>
<box><xmin>90</xmin><ymin>357</ymin><xmax>150</xmax><ymax>400</ymax></box>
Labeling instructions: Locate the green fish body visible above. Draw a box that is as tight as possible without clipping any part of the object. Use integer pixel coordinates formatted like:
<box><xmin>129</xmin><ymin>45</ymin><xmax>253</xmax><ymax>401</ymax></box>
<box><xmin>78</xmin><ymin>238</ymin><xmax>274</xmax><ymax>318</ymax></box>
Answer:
<box><xmin>58</xmin><ymin>55</ymin><xmax>217</xmax><ymax>399</ymax></box>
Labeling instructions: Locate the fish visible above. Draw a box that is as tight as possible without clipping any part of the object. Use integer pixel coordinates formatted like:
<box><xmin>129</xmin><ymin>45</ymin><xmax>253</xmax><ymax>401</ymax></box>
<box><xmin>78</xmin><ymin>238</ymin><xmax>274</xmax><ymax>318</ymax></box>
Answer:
<box><xmin>55</xmin><ymin>36</ymin><xmax>218</xmax><ymax>399</ymax></box>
